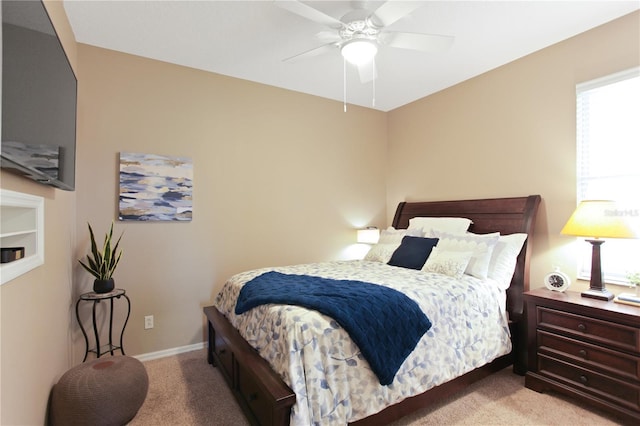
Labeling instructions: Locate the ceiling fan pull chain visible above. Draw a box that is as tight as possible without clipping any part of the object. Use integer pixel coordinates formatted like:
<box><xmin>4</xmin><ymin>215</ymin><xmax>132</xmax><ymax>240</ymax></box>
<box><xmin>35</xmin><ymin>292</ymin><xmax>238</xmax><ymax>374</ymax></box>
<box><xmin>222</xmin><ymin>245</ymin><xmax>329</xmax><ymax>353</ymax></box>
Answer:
<box><xmin>372</xmin><ymin>56</ymin><xmax>376</xmax><ymax>108</ymax></box>
<box><xmin>343</xmin><ymin>57</ymin><xmax>347</xmax><ymax>112</ymax></box>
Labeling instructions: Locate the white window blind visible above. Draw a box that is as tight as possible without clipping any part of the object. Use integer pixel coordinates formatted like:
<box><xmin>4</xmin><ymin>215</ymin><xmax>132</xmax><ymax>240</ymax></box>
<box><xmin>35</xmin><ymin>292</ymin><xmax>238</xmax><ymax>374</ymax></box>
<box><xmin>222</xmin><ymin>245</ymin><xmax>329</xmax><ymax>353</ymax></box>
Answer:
<box><xmin>575</xmin><ymin>68</ymin><xmax>640</xmax><ymax>284</ymax></box>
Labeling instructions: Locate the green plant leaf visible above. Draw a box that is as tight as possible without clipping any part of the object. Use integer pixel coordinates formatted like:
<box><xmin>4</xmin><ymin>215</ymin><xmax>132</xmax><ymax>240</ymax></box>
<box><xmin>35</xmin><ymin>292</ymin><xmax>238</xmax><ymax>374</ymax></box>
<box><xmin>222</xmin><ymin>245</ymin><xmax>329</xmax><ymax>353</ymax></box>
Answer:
<box><xmin>78</xmin><ymin>221</ymin><xmax>124</xmax><ymax>280</ymax></box>
<box><xmin>78</xmin><ymin>260</ymin><xmax>100</xmax><ymax>279</ymax></box>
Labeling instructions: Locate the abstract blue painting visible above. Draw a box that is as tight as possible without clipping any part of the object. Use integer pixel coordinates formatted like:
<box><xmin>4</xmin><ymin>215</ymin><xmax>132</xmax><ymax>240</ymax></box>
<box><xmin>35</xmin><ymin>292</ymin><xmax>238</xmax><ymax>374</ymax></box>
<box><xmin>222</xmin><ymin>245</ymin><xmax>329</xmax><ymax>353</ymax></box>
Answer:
<box><xmin>119</xmin><ymin>152</ymin><xmax>193</xmax><ymax>221</ymax></box>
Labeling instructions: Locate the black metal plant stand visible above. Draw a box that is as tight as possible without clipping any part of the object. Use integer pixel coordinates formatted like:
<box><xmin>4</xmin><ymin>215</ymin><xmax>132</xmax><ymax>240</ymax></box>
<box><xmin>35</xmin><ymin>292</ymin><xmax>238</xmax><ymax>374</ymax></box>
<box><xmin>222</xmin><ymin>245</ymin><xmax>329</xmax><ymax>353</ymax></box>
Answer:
<box><xmin>76</xmin><ymin>288</ymin><xmax>131</xmax><ymax>361</ymax></box>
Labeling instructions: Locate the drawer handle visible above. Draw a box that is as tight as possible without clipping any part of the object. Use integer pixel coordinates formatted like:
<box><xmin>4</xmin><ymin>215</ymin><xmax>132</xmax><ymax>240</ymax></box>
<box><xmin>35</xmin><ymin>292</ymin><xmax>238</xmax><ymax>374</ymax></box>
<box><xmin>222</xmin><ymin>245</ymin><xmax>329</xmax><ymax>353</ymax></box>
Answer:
<box><xmin>578</xmin><ymin>349</ymin><xmax>587</xmax><ymax>358</ymax></box>
<box><xmin>579</xmin><ymin>375</ymin><xmax>588</xmax><ymax>384</ymax></box>
<box><xmin>248</xmin><ymin>393</ymin><xmax>258</xmax><ymax>402</ymax></box>
<box><xmin>577</xmin><ymin>323</ymin><xmax>586</xmax><ymax>331</ymax></box>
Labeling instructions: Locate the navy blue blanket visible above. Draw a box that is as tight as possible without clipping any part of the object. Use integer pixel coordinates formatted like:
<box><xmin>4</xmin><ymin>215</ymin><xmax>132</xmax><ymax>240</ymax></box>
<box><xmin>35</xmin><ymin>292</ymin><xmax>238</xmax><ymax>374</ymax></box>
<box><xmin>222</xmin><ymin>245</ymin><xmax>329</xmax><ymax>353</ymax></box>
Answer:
<box><xmin>235</xmin><ymin>271</ymin><xmax>432</xmax><ymax>385</ymax></box>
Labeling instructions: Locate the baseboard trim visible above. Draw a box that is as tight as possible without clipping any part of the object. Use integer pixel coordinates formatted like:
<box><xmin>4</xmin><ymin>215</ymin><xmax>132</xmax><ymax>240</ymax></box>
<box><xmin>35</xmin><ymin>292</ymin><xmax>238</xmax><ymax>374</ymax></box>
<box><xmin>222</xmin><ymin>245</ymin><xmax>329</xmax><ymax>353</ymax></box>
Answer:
<box><xmin>134</xmin><ymin>341</ymin><xmax>205</xmax><ymax>362</ymax></box>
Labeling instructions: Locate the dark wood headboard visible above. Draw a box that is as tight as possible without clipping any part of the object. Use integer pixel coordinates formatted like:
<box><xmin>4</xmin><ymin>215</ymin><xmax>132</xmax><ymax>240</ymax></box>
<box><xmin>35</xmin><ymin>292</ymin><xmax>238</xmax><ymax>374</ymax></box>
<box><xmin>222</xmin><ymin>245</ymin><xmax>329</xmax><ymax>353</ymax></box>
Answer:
<box><xmin>391</xmin><ymin>195</ymin><xmax>541</xmax><ymax>322</ymax></box>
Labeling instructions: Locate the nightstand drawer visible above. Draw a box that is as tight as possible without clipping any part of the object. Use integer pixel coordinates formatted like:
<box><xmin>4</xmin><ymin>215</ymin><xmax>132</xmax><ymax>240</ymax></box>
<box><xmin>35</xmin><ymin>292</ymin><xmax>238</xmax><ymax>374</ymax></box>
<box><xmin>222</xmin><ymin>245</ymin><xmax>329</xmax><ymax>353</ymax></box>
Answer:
<box><xmin>538</xmin><ymin>330</ymin><xmax>640</xmax><ymax>381</ymax></box>
<box><xmin>538</xmin><ymin>307</ymin><xmax>640</xmax><ymax>353</ymax></box>
<box><xmin>538</xmin><ymin>354</ymin><xmax>640</xmax><ymax>412</ymax></box>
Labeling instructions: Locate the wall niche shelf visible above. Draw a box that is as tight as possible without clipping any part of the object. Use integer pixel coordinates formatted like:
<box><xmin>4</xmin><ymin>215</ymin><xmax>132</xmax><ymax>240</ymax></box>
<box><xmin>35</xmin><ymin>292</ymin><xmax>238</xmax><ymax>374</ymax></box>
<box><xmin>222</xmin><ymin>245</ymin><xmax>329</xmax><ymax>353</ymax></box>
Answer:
<box><xmin>1</xmin><ymin>189</ymin><xmax>45</xmax><ymax>285</ymax></box>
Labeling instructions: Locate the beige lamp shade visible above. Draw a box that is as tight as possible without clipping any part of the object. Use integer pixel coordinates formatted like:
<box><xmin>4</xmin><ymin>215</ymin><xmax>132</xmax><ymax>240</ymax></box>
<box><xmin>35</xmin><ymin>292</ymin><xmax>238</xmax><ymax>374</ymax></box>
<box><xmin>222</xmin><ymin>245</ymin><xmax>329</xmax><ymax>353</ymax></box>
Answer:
<box><xmin>561</xmin><ymin>200</ymin><xmax>640</xmax><ymax>239</ymax></box>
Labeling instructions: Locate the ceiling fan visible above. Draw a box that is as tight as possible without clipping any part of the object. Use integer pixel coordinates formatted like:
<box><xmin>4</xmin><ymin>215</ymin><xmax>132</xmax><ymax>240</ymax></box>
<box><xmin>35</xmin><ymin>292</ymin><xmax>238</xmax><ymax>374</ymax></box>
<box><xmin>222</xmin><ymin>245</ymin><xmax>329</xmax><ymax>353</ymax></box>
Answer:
<box><xmin>275</xmin><ymin>0</ymin><xmax>454</xmax><ymax>83</ymax></box>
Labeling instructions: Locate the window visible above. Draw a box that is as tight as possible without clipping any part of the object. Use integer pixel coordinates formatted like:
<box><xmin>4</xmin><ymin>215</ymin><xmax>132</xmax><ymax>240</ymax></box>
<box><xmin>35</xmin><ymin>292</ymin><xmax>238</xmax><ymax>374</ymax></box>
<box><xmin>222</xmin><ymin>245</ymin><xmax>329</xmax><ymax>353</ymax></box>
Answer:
<box><xmin>575</xmin><ymin>68</ymin><xmax>640</xmax><ymax>285</ymax></box>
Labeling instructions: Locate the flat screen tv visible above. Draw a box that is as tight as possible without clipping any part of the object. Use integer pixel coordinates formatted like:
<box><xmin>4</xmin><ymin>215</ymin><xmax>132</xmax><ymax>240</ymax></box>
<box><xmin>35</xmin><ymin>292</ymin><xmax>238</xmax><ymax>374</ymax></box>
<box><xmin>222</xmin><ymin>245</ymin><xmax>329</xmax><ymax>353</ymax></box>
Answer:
<box><xmin>1</xmin><ymin>0</ymin><xmax>77</xmax><ymax>191</ymax></box>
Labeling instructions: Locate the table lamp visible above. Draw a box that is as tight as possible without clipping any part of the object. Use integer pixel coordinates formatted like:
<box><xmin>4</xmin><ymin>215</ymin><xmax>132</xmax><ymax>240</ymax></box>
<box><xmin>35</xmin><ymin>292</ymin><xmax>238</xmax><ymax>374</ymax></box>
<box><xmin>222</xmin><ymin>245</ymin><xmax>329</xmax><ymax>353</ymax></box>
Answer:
<box><xmin>357</xmin><ymin>227</ymin><xmax>380</xmax><ymax>244</ymax></box>
<box><xmin>561</xmin><ymin>200</ymin><xmax>640</xmax><ymax>300</ymax></box>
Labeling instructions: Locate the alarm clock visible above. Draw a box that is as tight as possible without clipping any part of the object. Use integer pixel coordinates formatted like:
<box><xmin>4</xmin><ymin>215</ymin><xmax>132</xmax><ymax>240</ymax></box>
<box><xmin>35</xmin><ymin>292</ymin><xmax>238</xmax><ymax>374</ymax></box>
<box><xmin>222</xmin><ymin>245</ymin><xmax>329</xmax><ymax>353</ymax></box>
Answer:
<box><xmin>544</xmin><ymin>269</ymin><xmax>571</xmax><ymax>292</ymax></box>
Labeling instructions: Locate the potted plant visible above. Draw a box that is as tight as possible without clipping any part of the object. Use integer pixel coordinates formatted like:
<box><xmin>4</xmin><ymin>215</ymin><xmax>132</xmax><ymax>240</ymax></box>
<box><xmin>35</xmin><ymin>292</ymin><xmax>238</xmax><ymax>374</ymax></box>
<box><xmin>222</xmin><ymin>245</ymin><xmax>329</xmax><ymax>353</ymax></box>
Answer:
<box><xmin>627</xmin><ymin>271</ymin><xmax>640</xmax><ymax>296</ymax></box>
<box><xmin>79</xmin><ymin>222</ymin><xmax>124</xmax><ymax>293</ymax></box>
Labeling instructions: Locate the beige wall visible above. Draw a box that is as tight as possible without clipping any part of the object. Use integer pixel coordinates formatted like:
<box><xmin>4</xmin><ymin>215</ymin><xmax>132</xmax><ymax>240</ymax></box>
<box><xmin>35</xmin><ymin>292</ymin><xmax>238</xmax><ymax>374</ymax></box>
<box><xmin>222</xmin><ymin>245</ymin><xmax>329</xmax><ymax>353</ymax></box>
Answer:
<box><xmin>0</xmin><ymin>1</ymin><xmax>77</xmax><ymax>425</ymax></box>
<box><xmin>74</xmin><ymin>45</ymin><xmax>388</xmax><ymax>358</ymax></box>
<box><xmin>387</xmin><ymin>11</ymin><xmax>639</xmax><ymax>294</ymax></box>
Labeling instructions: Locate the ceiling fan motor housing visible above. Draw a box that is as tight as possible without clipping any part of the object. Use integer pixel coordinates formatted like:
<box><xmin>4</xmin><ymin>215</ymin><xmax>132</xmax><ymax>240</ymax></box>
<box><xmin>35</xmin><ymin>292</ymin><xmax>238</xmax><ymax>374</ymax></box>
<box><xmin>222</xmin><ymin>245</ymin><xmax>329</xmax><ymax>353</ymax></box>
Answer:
<box><xmin>338</xmin><ymin>10</ymin><xmax>381</xmax><ymax>65</ymax></box>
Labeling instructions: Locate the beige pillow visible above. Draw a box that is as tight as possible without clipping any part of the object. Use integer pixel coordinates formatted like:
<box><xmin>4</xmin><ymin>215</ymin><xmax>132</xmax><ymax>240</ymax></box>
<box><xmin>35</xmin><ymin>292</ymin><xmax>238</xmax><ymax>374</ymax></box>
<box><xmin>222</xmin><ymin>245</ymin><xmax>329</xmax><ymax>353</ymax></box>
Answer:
<box><xmin>422</xmin><ymin>247</ymin><xmax>474</xmax><ymax>279</ymax></box>
<box><xmin>432</xmin><ymin>231</ymin><xmax>500</xmax><ymax>279</ymax></box>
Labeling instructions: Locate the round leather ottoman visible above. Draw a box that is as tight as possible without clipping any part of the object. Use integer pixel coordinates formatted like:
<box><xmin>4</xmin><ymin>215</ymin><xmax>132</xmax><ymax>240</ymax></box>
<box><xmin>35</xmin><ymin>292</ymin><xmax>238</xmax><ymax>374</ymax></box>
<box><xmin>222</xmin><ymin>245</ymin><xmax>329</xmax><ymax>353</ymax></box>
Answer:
<box><xmin>50</xmin><ymin>356</ymin><xmax>149</xmax><ymax>426</ymax></box>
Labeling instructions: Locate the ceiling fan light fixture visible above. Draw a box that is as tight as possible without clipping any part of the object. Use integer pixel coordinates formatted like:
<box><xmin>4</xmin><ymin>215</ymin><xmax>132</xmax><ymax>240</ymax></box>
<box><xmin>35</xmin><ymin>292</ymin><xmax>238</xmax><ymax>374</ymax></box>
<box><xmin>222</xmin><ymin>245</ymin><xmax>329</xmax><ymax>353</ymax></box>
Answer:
<box><xmin>341</xmin><ymin>39</ymin><xmax>378</xmax><ymax>65</ymax></box>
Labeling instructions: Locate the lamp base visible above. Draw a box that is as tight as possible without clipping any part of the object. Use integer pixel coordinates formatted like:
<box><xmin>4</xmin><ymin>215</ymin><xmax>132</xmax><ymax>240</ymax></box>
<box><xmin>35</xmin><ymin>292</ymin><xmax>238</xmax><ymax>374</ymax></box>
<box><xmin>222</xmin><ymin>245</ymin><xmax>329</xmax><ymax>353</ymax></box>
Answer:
<box><xmin>580</xmin><ymin>239</ymin><xmax>613</xmax><ymax>301</ymax></box>
<box><xmin>581</xmin><ymin>287</ymin><xmax>614</xmax><ymax>301</ymax></box>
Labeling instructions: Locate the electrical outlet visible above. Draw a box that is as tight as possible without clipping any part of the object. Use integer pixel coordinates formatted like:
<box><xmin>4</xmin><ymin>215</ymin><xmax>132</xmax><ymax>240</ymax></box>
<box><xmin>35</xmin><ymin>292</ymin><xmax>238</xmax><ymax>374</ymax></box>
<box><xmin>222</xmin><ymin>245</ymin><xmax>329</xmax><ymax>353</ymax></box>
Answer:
<box><xmin>144</xmin><ymin>315</ymin><xmax>154</xmax><ymax>330</ymax></box>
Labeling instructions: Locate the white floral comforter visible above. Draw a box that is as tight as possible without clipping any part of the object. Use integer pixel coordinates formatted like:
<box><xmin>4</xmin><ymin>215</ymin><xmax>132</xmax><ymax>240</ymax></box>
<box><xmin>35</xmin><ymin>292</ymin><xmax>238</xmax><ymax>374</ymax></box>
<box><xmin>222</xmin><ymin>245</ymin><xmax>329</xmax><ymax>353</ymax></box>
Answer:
<box><xmin>214</xmin><ymin>260</ymin><xmax>511</xmax><ymax>425</ymax></box>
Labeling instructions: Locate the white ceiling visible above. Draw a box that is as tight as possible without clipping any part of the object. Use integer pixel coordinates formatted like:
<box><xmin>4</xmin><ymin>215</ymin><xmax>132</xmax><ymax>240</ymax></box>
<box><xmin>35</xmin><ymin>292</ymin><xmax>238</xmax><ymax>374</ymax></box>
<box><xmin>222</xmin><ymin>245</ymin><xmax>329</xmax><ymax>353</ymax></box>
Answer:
<box><xmin>63</xmin><ymin>0</ymin><xmax>640</xmax><ymax>111</ymax></box>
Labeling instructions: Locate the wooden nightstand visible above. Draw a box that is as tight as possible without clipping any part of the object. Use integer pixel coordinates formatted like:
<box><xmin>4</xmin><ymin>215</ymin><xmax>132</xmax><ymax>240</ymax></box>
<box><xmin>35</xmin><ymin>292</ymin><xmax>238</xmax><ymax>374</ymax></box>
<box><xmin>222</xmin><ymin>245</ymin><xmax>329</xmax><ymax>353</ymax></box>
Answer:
<box><xmin>524</xmin><ymin>288</ymin><xmax>640</xmax><ymax>424</ymax></box>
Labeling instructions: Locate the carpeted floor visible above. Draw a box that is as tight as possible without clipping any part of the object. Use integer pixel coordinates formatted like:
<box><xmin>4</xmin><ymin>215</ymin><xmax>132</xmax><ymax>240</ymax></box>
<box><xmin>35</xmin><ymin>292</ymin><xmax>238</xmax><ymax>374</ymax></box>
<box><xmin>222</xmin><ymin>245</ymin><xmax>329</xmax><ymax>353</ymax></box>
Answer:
<box><xmin>129</xmin><ymin>349</ymin><xmax>623</xmax><ymax>425</ymax></box>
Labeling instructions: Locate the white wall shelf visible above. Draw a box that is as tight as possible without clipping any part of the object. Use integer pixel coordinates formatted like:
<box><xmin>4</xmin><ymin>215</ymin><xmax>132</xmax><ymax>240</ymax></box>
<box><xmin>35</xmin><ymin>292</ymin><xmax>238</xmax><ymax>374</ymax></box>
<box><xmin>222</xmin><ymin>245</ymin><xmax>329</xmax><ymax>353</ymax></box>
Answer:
<box><xmin>1</xmin><ymin>189</ymin><xmax>45</xmax><ymax>284</ymax></box>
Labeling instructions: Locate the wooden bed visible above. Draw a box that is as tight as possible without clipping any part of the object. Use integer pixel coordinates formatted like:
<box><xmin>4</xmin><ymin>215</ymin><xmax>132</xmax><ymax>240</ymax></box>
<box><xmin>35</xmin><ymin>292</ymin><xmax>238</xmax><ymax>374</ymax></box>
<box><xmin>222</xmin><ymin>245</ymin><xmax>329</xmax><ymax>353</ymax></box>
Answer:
<box><xmin>204</xmin><ymin>194</ymin><xmax>541</xmax><ymax>425</ymax></box>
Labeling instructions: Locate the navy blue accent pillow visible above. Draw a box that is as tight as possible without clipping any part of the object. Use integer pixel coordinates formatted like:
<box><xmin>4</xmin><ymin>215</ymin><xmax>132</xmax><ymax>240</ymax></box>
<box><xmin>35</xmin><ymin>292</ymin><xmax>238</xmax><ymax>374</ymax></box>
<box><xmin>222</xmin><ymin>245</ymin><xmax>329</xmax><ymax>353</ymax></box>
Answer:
<box><xmin>387</xmin><ymin>236</ymin><xmax>439</xmax><ymax>270</ymax></box>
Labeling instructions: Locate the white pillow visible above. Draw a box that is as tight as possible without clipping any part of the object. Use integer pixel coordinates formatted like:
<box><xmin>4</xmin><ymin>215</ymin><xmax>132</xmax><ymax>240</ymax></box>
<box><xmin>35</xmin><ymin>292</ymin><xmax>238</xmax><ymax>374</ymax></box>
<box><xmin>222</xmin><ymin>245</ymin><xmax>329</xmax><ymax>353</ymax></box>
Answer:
<box><xmin>364</xmin><ymin>227</ymin><xmax>423</xmax><ymax>263</ymax></box>
<box><xmin>487</xmin><ymin>233</ymin><xmax>528</xmax><ymax>290</ymax></box>
<box><xmin>364</xmin><ymin>243</ymin><xmax>401</xmax><ymax>263</ymax></box>
<box><xmin>421</xmin><ymin>247</ymin><xmax>474</xmax><ymax>279</ymax></box>
<box><xmin>408</xmin><ymin>217</ymin><xmax>472</xmax><ymax>237</ymax></box>
<box><xmin>378</xmin><ymin>227</ymin><xmax>423</xmax><ymax>244</ymax></box>
<box><xmin>432</xmin><ymin>231</ymin><xmax>500</xmax><ymax>279</ymax></box>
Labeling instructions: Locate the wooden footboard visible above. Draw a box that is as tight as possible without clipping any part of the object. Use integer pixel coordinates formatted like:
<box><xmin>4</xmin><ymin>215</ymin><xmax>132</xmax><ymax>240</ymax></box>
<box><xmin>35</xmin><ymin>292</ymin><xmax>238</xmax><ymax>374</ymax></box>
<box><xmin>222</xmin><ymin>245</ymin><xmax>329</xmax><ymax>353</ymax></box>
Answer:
<box><xmin>204</xmin><ymin>306</ymin><xmax>295</xmax><ymax>426</ymax></box>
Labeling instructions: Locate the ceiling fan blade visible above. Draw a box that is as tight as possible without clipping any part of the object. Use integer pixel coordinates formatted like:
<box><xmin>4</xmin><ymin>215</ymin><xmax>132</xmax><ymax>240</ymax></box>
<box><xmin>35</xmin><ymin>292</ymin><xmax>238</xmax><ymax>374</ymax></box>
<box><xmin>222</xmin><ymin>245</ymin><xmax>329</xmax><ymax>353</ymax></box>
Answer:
<box><xmin>283</xmin><ymin>42</ymin><xmax>338</xmax><ymax>63</ymax></box>
<box><xmin>315</xmin><ymin>30</ymin><xmax>342</xmax><ymax>44</ymax></box>
<box><xmin>368</xmin><ymin>1</ymin><xmax>425</xmax><ymax>28</ymax></box>
<box><xmin>355</xmin><ymin>61</ymin><xmax>377</xmax><ymax>84</ymax></box>
<box><xmin>379</xmin><ymin>32</ymin><xmax>454</xmax><ymax>53</ymax></box>
<box><xmin>274</xmin><ymin>0</ymin><xmax>343</xmax><ymax>29</ymax></box>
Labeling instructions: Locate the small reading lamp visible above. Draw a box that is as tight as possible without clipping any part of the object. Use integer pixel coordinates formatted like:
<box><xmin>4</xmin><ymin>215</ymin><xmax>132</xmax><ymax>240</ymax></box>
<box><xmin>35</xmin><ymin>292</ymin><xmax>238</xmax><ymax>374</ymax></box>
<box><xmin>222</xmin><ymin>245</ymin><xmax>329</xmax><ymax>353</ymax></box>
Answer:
<box><xmin>357</xmin><ymin>227</ymin><xmax>380</xmax><ymax>245</ymax></box>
